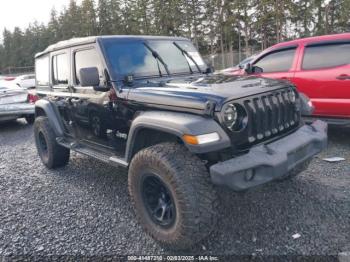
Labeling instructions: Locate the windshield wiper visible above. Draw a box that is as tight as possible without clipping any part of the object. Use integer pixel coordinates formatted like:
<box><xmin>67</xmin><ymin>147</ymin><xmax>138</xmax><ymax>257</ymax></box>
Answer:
<box><xmin>173</xmin><ymin>42</ymin><xmax>202</xmax><ymax>74</ymax></box>
<box><xmin>143</xmin><ymin>42</ymin><xmax>170</xmax><ymax>76</ymax></box>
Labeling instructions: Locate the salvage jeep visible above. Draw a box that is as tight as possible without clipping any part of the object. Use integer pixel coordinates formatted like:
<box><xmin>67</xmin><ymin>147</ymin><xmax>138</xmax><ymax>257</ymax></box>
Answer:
<box><xmin>33</xmin><ymin>36</ymin><xmax>327</xmax><ymax>249</ymax></box>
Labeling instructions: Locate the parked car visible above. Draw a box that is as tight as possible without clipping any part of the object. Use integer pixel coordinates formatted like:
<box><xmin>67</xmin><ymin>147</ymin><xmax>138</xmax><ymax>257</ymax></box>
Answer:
<box><xmin>0</xmin><ymin>85</ymin><xmax>36</xmax><ymax>123</ymax></box>
<box><xmin>14</xmin><ymin>74</ymin><xmax>36</xmax><ymax>89</ymax></box>
<box><xmin>33</xmin><ymin>36</ymin><xmax>327</xmax><ymax>249</ymax></box>
<box><xmin>226</xmin><ymin>33</ymin><xmax>350</xmax><ymax>125</ymax></box>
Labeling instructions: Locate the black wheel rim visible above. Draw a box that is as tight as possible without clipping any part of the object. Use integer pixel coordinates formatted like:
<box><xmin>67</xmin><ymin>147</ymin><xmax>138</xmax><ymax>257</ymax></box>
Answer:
<box><xmin>141</xmin><ymin>174</ymin><xmax>176</xmax><ymax>228</ymax></box>
<box><xmin>38</xmin><ymin>131</ymin><xmax>48</xmax><ymax>154</ymax></box>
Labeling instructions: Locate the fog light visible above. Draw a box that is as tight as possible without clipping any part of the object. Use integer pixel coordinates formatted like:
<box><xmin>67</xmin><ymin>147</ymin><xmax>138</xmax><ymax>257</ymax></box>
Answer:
<box><xmin>245</xmin><ymin>169</ymin><xmax>255</xmax><ymax>181</ymax></box>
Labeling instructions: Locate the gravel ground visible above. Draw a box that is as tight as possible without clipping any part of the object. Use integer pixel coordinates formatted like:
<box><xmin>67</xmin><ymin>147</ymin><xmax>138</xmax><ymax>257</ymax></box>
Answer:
<box><xmin>0</xmin><ymin>119</ymin><xmax>349</xmax><ymax>259</ymax></box>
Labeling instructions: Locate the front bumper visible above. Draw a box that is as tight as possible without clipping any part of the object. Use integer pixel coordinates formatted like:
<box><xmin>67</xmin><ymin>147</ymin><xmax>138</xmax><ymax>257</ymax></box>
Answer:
<box><xmin>0</xmin><ymin>103</ymin><xmax>34</xmax><ymax>116</ymax></box>
<box><xmin>210</xmin><ymin>120</ymin><xmax>328</xmax><ymax>191</ymax></box>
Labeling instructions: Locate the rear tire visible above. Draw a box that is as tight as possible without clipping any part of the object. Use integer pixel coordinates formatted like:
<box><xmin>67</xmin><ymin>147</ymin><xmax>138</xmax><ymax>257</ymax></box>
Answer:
<box><xmin>128</xmin><ymin>142</ymin><xmax>219</xmax><ymax>250</ymax></box>
<box><xmin>34</xmin><ymin>116</ymin><xmax>70</xmax><ymax>169</ymax></box>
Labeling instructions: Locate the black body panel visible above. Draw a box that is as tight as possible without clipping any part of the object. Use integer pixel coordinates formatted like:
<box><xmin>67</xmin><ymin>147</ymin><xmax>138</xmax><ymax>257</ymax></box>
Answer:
<box><xmin>34</xmin><ymin>35</ymin><xmax>310</xmax><ymax>167</ymax></box>
<box><xmin>127</xmin><ymin>74</ymin><xmax>294</xmax><ymax>112</ymax></box>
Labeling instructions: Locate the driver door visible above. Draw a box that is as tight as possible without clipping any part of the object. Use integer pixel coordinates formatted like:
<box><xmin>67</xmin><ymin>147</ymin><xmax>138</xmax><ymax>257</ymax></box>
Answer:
<box><xmin>69</xmin><ymin>45</ymin><xmax>117</xmax><ymax>151</ymax></box>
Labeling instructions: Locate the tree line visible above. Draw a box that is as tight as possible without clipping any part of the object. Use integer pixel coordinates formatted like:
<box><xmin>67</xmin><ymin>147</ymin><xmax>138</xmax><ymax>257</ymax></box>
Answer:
<box><xmin>0</xmin><ymin>0</ymin><xmax>349</xmax><ymax>71</ymax></box>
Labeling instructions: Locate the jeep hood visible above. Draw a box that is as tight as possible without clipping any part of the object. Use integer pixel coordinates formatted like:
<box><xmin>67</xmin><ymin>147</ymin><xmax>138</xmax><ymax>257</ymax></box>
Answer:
<box><xmin>127</xmin><ymin>74</ymin><xmax>293</xmax><ymax>112</ymax></box>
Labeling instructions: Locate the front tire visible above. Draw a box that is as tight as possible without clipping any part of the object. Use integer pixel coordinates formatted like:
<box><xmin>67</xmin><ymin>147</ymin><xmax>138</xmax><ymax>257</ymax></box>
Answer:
<box><xmin>34</xmin><ymin>116</ymin><xmax>70</xmax><ymax>169</ymax></box>
<box><xmin>128</xmin><ymin>143</ymin><xmax>218</xmax><ymax>250</ymax></box>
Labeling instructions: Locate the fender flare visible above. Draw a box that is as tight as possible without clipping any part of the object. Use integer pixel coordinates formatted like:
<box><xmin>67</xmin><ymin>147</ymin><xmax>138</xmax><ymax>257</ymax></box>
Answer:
<box><xmin>125</xmin><ymin>111</ymin><xmax>231</xmax><ymax>162</ymax></box>
<box><xmin>35</xmin><ymin>99</ymin><xmax>65</xmax><ymax>137</ymax></box>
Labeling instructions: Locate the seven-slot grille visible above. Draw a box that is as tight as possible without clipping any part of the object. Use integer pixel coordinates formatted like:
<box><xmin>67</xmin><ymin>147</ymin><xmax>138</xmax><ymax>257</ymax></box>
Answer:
<box><xmin>243</xmin><ymin>88</ymin><xmax>299</xmax><ymax>144</ymax></box>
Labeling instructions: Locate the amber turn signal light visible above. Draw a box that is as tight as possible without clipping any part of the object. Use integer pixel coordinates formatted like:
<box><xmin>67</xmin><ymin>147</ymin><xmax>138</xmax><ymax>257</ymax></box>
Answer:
<box><xmin>183</xmin><ymin>132</ymin><xmax>220</xmax><ymax>145</ymax></box>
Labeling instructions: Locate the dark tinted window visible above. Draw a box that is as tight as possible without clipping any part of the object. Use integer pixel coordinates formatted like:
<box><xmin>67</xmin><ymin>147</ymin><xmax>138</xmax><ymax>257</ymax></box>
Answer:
<box><xmin>101</xmin><ymin>39</ymin><xmax>205</xmax><ymax>78</ymax></box>
<box><xmin>52</xmin><ymin>53</ymin><xmax>69</xmax><ymax>85</ymax></box>
<box><xmin>35</xmin><ymin>56</ymin><xmax>49</xmax><ymax>86</ymax></box>
<box><xmin>303</xmin><ymin>43</ymin><xmax>350</xmax><ymax>70</ymax></box>
<box><xmin>75</xmin><ymin>48</ymin><xmax>103</xmax><ymax>85</ymax></box>
<box><xmin>254</xmin><ymin>48</ymin><xmax>296</xmax><ymax>73</ymax></box>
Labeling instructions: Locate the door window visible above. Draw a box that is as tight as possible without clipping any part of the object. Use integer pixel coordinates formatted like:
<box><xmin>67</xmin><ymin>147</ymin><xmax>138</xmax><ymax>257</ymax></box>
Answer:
<box><xmin>52</xmin><ymin>53</ymin><xmax>69</xmax><ymax>85</ymax></box>
<box><xmin>253</xmin><ymin>48</ymin><xmax>296</xmax><ymax>73</ymax></box>
<box><xmin>74</xmin><ymin>48</ymin><xmax>103</xmax><ymax>85</ymax></box>
<box><xmin>302</xmin><ymin>43</ymin><xmax>350</xmax><ymax>70</ymax></box>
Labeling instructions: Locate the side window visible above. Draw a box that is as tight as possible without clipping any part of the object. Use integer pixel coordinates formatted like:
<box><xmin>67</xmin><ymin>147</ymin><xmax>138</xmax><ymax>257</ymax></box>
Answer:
<box><xmin>254</xmin><ymin>48</ymin><xmax>296</xmax><ymax>73</ymax></box>
<box><xmin>52</xmin><ymin>53</ymin><xmax>69</xmax><ymax>86</ymax></box>
<box><xmin>35</xmin><ymin>56</ymin><xmax>49</xmax><ymax>86</ymax></box>
<box><xmin>74</xmin><ymin>48</ymin><xmax>103</xmax><ymax>85</ymax></box>
<box><xmin>302</xmin><ymin>43</ymin><xmax>350</xmax><ymax>70</ymax></box>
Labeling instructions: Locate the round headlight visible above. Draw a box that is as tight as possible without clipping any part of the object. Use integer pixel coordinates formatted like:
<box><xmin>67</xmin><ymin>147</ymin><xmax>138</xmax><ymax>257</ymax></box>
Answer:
<box><xmin>222</xmin><ymin>103</ymin><xmax>247</xmax><ymax>131</ymax></box>
<box><xmin>223</xmin><ymin>104</ymin><xmax>238</xmax><ymax>129</ymax></box>
<box><xmin>289</xmin><ymin>90</ymin><xmax>296</xmax><ymax>103</ymax></box>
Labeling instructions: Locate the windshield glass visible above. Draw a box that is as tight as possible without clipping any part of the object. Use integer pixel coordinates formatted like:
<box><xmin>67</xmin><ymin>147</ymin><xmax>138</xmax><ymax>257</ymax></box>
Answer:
<box><xmin>101</xmin><ymin>39</ymin><xmax>206</xmax><ymax>79</ymax></box>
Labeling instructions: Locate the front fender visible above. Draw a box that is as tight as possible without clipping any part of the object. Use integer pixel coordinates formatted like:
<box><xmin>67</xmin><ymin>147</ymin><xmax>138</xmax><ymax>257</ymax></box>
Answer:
<box><xmin>125</xmin><ymin>111</ymin><xmax>231</xmax><ymax>161</ymax></box>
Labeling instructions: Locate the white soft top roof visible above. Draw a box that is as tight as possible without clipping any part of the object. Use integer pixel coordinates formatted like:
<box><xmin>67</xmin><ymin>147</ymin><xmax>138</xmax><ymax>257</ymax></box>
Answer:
<box><xmin>35</xmin><ymin>35</ymin><xmax>189</xmax><ymax>58</ymax></box>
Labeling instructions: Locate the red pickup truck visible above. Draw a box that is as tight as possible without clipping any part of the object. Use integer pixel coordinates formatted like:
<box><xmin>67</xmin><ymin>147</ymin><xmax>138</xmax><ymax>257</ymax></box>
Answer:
<box><xmin>228</xmin><ymin>33</ymin><xmax>350</xmax><ymax>126</ymax></box>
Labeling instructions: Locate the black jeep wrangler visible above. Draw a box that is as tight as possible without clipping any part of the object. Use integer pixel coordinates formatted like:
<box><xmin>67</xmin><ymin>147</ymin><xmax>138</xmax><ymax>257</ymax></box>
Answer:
<box><xmin>33</xmin><ymin>36</ymin><xmax>327</xmax><ymax>249</ymax></box>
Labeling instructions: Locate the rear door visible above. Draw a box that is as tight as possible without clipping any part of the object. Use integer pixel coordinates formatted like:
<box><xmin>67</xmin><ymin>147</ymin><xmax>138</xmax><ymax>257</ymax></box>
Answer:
<box><xmin>251</xmin><ymin>46</ymin><xmax>298</xmax><ymax>81</ymax></box>
<box><xmin>294</xmin><ymin>42</ymin><xmax>350</xmax><ymax>118</ymax></box>
<box><xmin>50</xmin><ymin>50</ymin><xmax>74</xmax><ymax>135</ymax></box>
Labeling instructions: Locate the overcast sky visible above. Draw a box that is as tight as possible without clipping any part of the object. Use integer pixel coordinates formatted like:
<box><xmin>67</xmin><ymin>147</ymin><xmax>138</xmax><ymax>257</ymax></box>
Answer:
<box><xmin>0</xmin><ymin>0</ymin><xmax>80</xmax><ymax>34</ymax></box>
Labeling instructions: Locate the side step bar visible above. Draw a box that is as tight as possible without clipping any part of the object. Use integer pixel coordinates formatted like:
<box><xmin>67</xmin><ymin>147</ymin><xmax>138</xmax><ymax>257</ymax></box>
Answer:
<box><xmin>56</xmin><ymin>137</ymin><xmax>128</xmax><ymax>168</ymax></box>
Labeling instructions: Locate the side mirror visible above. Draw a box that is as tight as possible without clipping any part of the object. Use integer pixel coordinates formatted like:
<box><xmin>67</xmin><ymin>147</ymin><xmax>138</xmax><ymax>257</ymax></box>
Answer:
<box><xmin>244</xmin><ymin>63</ymin><xmax>252</xmax><ymax>74</ymax></box>
<box><xmin>79</xmin><ymin>67</ymin><xmax>100</xmax><ymax>87</ymax></box>
<box><xmin>79</xmin><ymin>67</ymin><xmax>109</xmax><ymax>92</ymax></box>
<box><xmin>244</xmin><ymin>64</ymin><xmax>263</xmax><ymax>74</ymax></box>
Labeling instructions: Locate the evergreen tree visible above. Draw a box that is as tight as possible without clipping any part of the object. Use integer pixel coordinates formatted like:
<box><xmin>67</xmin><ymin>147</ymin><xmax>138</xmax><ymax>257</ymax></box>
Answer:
<box><xmin>1</xmin><ymin>0</ymin><xmax>350</xmax><ymax>71</ymax></box>
<box><xmin>98</xmin><ymin>0</ymin><xmax>113</xmax><ymax>34</ymax></box>
<box><xmin>81</xmin><ymin>0</ymin><xmax>98</xmax><ymax>36</ymax></box>
<box><xmin>109</xmin><ymin>0</ymin><xmax>125</xmax><ymax>34</ymax></box>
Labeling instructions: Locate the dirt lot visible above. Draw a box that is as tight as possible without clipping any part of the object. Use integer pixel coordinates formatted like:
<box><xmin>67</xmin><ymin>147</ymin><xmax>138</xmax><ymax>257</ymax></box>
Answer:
<box><xmin>0</xmin><ymin>119</ymin><xmax>349</xmax><ymax>259</ymax></box>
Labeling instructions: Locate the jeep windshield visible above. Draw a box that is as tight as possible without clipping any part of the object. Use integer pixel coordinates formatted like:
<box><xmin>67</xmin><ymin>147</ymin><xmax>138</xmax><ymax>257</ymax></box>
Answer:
<box><xmin>100</xmin><ymin>38</ymin><xmax>206</xmax><ymax>79</ymax></box>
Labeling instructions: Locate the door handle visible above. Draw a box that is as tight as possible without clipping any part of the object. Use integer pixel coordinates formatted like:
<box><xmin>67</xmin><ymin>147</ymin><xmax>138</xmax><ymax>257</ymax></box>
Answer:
<box><xmin>336</xmin><ymin>74</ymin><xmax>350</xmax><ymax>80</ymax></box>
